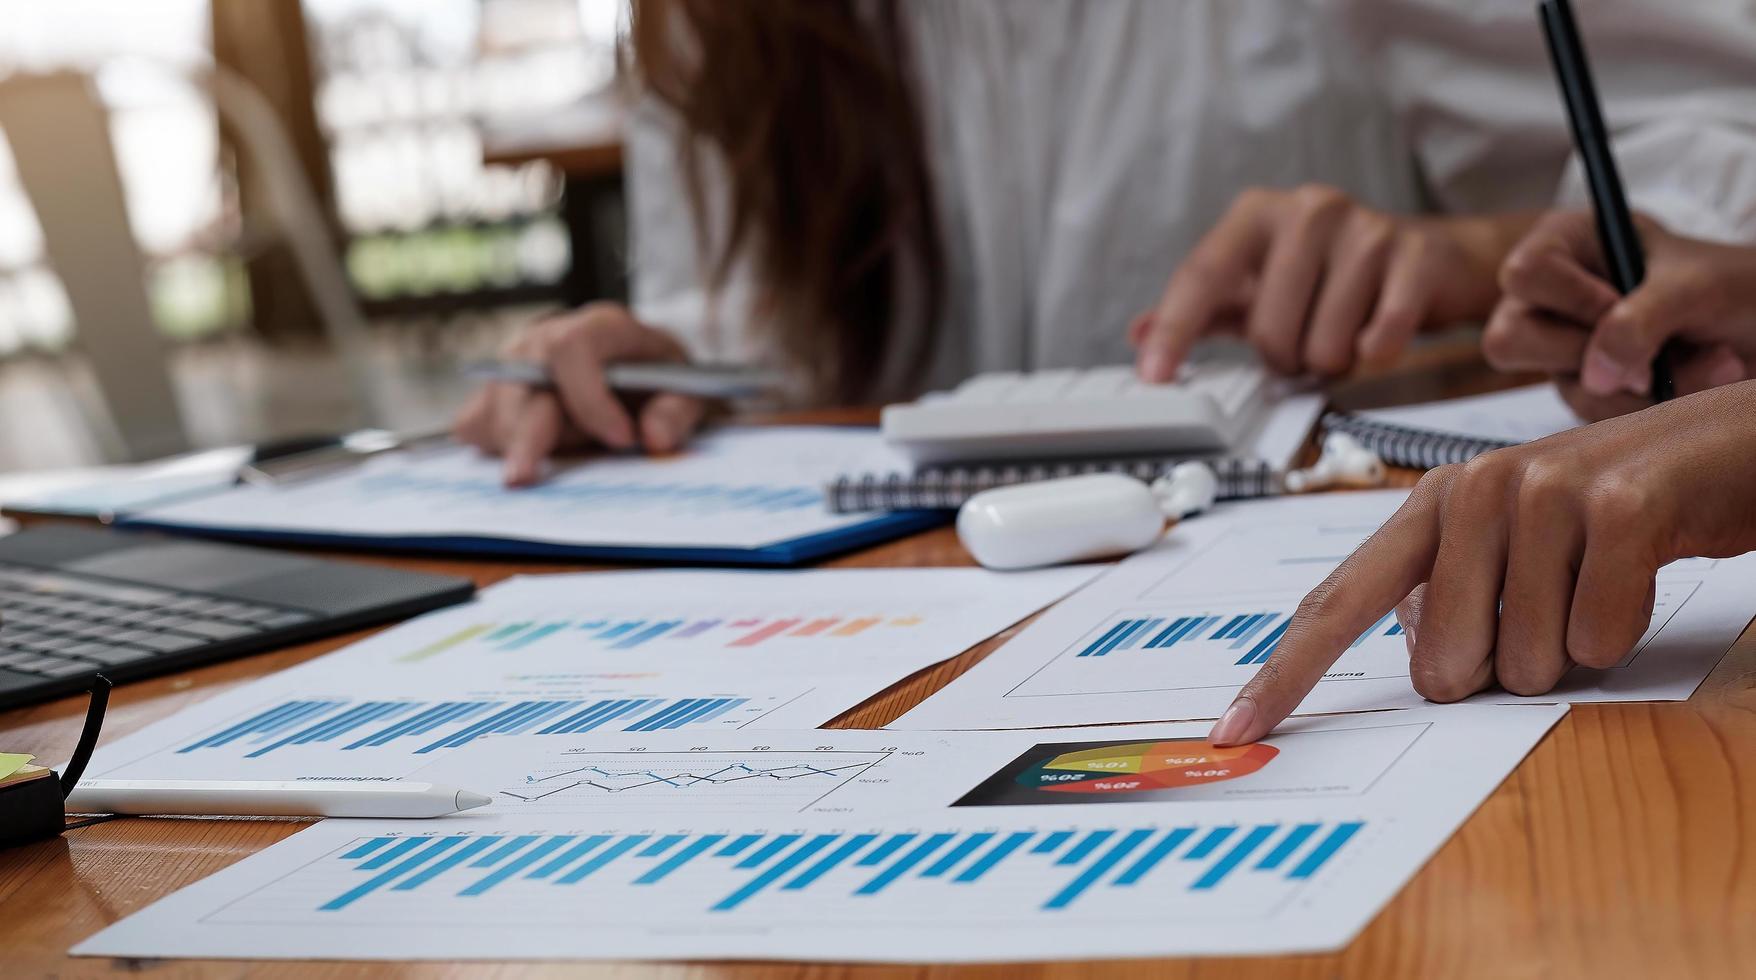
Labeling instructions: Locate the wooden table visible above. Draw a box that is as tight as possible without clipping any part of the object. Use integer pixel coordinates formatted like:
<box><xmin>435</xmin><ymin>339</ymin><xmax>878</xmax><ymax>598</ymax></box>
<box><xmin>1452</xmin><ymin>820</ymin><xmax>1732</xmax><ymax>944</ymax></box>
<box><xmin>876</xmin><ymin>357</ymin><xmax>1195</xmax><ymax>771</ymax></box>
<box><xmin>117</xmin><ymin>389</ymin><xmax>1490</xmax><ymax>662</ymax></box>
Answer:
<box><xmin>5</xmin><ymin>354</ymin><xmax>1756</xmax><ymax>978</ymax></box>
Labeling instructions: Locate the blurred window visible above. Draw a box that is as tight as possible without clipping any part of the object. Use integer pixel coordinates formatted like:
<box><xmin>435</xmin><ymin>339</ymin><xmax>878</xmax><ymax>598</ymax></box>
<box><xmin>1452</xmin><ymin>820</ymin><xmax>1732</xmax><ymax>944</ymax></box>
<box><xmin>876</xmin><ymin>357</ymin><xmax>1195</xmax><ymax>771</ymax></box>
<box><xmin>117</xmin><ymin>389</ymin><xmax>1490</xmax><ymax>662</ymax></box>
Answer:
<box><xmin>0</xmin><ymin>0</ymin><xmax>622</xmax><ymax>357</ymax></box>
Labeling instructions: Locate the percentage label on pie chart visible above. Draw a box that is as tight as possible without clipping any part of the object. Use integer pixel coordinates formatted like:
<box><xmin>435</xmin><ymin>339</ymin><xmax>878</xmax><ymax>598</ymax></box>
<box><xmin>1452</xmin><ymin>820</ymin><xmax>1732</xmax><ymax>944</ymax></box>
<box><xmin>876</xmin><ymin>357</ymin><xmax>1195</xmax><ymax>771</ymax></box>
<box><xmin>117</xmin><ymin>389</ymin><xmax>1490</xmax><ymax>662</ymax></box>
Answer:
<box><xmin>1018</xmin><ymin>741</ymin><xmax>1280</xmax><ymax>795</ymax></box>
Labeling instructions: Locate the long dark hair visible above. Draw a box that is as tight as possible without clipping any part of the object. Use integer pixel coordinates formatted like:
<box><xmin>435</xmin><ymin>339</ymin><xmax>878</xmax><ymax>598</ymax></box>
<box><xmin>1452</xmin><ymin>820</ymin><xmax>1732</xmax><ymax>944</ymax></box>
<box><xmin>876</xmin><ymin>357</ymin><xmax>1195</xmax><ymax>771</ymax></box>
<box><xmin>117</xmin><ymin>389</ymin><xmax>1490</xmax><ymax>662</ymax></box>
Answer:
<box><xmin>628</xmin><ymin>0</ymin><xmax>943</xmax><ymax>399</ymax></box>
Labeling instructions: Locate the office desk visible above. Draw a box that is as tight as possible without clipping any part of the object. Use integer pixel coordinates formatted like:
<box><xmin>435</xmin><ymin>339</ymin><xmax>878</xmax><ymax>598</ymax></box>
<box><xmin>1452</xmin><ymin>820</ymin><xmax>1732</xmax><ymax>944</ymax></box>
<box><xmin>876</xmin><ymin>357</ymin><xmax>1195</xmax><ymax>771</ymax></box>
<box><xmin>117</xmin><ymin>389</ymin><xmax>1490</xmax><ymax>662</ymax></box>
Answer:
<box><xmin>4</xmin><ymin>361</ymin><xmax>1756</xmax><ymax>978</ymax></box>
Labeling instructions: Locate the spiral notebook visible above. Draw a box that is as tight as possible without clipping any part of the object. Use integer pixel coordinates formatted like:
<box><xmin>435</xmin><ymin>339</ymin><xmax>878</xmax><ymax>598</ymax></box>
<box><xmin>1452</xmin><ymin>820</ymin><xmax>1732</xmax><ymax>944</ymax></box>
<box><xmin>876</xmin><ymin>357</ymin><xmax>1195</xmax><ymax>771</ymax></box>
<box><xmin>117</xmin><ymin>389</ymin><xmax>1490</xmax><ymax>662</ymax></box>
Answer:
<box><xmin>825</xmin><ymin>456</ymin><xmax>1280</xmax><ymax>513</ymax></box>
<box><xmin>1321</xmin><ymin>384</ymin><xmax>1582</xmax><ymax>469</ymax></box>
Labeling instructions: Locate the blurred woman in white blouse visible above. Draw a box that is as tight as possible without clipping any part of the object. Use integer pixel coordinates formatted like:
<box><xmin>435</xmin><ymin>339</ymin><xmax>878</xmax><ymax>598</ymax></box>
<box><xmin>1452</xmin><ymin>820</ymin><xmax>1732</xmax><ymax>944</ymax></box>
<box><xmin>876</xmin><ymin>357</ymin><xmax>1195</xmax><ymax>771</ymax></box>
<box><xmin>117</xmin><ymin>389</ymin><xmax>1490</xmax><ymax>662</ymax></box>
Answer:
<box><xmin>454</xmin><ymin>0</ymin><xmax>1756</xmax><ymax>486</ymax></box>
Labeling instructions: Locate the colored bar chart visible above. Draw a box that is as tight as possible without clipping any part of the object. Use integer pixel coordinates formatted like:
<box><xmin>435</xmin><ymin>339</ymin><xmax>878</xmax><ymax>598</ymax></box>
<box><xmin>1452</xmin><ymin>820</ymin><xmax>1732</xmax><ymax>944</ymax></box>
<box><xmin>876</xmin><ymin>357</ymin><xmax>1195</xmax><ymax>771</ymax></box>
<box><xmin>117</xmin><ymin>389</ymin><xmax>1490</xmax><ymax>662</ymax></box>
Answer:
<box><xmin>176</xmin><ymin>695</ymin><xmax>758</xmax><ymax>757</ymax></box>
<box><xmin>1072</xmin><ymin>610</ymin><xmax>1404</xmax><ymax>667</ymax></box>
<box><xmin>398</xmin><ymin>612</ymin><xmax>927</xmax><ymax>661</ymax></box>
<box><xmin>314</xmin><ymin>819</ymin><xmax>1367</xmax><ymax>913</ymax></box>
<box><xmin>359</xmin><ymin>471</ymin><xmax>824</xmax><ymax>516</ymax></box>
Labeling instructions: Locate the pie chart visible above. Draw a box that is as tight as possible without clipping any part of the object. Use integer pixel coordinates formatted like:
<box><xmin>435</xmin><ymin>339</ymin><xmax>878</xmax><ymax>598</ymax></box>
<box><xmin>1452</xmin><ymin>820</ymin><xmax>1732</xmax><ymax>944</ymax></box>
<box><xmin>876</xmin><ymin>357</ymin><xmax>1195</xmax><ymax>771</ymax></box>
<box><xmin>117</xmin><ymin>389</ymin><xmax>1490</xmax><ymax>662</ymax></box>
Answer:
<box><xmin>1015</xmin><ymin>739</ymin><xmax>1279</xmax><ymax>795</ymax></box>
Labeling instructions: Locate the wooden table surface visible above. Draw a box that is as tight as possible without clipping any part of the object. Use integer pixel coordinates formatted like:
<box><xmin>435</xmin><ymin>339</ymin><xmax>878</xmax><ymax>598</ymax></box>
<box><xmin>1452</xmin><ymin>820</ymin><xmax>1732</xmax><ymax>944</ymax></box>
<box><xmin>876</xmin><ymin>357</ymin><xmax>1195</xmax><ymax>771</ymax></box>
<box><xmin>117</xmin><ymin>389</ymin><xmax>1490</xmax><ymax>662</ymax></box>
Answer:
<box><xmin>5</xmin><ymin>350</ymin><xmax>1755</xmax><ymax>979</ymax></box>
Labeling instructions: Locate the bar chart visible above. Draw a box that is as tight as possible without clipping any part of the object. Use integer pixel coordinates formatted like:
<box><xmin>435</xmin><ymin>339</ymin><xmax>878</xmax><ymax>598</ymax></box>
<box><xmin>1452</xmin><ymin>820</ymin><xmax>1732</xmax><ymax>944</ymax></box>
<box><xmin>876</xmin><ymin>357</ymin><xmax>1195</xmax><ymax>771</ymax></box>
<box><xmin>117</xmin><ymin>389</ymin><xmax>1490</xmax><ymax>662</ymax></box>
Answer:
<box><xmin>895</xmin><ymin>490</ymin><xmax>1744</xmax><ymax>730</ymax></box>
<box><xmin>227</xmin><ymin>817</ymin><xmax>1368</xmax><ymax>923</ymax></box>
<box><xmin>79</xmin><ymin>708</ymin><xmax>1571</xmax><ymax>961</ymax></box>
<box><xmin>1073</xmin><ymin>609</ymin><xmax>1404</xmax><ymax>666</ymax></box>
<box><xmin>131</xmin><ymin>429</ymin><xmax>929</xmax><ymax>553</ymax></box>
<box><xmin>493</xmin><ymin>750</ymin><xmax>891</xmax><ymax>815</ymax></box>
<box><xmin>399</xmin><ymin>612</ymin><xmax>925</xmax><ymax>662</ymax></box>
<box><xmin>172</xmin><ymin>694</ymin><xmax>778</xmax><ymax>759</ymax></box>
<box><xmin>1005</xmin><ymin>598</ymin><xmax>1415</xmax><ymax>704</ymax></box>
<box><xmin>358</xmin><ymin>470</ymin><xmax>825</xmax><ymax>517</ymax></box>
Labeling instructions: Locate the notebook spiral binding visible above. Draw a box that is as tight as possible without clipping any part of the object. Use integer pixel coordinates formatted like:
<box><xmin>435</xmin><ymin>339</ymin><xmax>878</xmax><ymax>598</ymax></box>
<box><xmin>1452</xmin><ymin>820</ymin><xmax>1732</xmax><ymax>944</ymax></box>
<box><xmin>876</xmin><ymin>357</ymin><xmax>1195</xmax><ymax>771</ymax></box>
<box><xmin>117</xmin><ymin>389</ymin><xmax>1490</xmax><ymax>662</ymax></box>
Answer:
<box><xmin>825</xmin><ymin>457</ymin><xmax>1280</xmax><ymax>514</ymax></box>
<box><xmin>1319</xmin><ymin>412</ymin><xmax>1520</xmax><ymax>470</ymax></box>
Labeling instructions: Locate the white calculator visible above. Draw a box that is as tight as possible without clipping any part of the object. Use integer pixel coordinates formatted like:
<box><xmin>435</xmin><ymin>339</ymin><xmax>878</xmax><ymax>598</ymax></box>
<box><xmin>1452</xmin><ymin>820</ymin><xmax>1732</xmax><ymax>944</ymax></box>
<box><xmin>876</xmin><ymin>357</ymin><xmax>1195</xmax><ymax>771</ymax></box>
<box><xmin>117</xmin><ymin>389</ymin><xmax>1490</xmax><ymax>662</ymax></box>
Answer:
<box><xmin>880</xmin><ymin>345</ymin><xmax>1270</xmax><ymax>464</ymax></box>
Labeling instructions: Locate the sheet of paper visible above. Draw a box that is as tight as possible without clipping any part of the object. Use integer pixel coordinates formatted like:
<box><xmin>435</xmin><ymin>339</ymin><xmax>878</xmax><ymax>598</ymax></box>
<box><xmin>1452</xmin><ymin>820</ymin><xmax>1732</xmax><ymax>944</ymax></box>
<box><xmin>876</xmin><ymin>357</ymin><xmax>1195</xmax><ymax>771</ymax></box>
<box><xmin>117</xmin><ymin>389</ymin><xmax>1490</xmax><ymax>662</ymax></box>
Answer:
<box><xmin>74</xmin><ymin>704</ymin><xmax>1566</xmax><ymax>962</ymax></box>
<box><xmin>894</xmin><ymin>489</ymin><xmax>1756</xmax><ymax>730</ymax></box>
<box><xmin>129</xmin><ymin>427</ymin><xmax>916</xmax><ymax>551</ymax></box>
<box><xmin>1358</xmin><ymin>384</ymin><xmax>1580</xmax><ymax>444</ymax></box>
<box><xmin>81</xmin><ymin>567</ymin><xmax>1096</xmax><ymax>782</ymax></box>
<box><xmin>1247</xmin><ymin>389</ymin><xmax>1327</xmax><ymax>469</ymax></box>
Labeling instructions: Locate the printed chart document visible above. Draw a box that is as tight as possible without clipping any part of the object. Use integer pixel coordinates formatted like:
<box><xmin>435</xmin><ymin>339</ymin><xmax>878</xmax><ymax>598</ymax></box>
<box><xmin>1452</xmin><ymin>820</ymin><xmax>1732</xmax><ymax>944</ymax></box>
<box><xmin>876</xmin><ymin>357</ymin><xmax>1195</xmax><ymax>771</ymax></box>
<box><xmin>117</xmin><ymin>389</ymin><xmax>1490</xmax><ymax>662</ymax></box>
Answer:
<box><xmin>122</xmin><ymin>427</ymin><xmax>930</xmax><ymax>560</ymax></box>
<box><xmin>895</xmin><ymin>490</ymin><xmax>1756</xmax><ymax>730</ymax></box>
<box><xmin>74</xmin><ymin>705</ymin><xmax>1566</xmax><ymax>962</ymax></box>
<box><xmin>78</xmin><ymin>567</ymin><xmax>1095</xmax><ymax>783</ymax></box>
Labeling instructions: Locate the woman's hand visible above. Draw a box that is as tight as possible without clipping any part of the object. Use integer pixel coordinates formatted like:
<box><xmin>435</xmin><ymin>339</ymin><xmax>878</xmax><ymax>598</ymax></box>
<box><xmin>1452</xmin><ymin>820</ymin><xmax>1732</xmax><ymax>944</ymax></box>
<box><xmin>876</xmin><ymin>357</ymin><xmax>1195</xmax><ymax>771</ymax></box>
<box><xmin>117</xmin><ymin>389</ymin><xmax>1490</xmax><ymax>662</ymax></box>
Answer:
<box><xmin>1132</xmin><ymin>185</ymin><xmax>1527</xmax><ymax>380</ymax></box>
<box><xmin>1208</xmin><ymin>380</ymin><xmax>1756</xmax><ymax>746</ymax></box>
<box><xmin>452</xmin><ymin>304</ymin><xmax>706</xmax><ymax>486</ymax></box>
<box><xmin>1484</xmin><ymin>210</ymin><xmax>1756</xmax><ymax>420</ymax></box>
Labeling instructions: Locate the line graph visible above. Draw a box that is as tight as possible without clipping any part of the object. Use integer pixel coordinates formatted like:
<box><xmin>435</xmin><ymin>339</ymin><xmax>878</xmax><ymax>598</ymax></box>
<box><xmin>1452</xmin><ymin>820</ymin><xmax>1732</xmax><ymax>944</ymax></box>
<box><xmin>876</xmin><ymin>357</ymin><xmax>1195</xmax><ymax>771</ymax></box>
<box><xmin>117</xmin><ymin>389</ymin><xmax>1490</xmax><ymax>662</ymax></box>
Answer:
<box><xmin>492</xmin><ymin>751</ymin><xmax>890</xmax><ymax>814</ymax></box>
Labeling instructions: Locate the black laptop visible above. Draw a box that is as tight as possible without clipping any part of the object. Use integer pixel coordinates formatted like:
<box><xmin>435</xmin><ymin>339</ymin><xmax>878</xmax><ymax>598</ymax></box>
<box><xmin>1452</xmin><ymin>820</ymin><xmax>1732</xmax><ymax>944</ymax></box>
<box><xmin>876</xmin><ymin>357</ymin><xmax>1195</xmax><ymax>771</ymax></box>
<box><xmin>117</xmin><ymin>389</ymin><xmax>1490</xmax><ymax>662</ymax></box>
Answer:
<box><xmin>0</xmin><ymin>525</ymin><xmax>475</xmax><ymax>708</ymax></box>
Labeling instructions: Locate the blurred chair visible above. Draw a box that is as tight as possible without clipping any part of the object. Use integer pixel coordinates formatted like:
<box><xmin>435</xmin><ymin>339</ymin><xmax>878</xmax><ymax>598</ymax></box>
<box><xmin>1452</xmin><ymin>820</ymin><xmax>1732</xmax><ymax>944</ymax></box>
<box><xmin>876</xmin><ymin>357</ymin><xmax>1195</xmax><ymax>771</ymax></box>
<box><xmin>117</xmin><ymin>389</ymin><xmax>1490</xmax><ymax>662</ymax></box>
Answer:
<box><xmin>0</xmin><ymin>69</ymin><xmax>379</xmax><ymax>462</ymax></box>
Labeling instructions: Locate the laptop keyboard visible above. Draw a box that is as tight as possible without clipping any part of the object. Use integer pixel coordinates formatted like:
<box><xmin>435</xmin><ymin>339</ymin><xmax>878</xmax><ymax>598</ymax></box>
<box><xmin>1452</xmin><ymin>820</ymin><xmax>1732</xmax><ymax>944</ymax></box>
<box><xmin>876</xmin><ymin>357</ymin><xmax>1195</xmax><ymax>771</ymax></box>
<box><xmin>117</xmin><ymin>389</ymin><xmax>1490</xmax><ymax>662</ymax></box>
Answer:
<box><xmin>0</xmin><ymin>562</ymin><xmax>315</xmax><ymax>682</ymax></box>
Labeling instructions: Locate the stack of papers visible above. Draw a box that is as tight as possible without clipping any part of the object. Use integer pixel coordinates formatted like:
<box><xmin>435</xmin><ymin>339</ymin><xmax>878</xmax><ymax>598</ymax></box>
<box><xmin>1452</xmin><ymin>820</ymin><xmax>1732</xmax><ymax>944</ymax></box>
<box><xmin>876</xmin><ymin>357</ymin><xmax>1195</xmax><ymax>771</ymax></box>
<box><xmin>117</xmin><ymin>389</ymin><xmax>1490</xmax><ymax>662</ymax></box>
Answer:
<box><xmin>67</xmin><ymin>410</ymin><xmax>1756</xmax><ymax>964</ymax></box>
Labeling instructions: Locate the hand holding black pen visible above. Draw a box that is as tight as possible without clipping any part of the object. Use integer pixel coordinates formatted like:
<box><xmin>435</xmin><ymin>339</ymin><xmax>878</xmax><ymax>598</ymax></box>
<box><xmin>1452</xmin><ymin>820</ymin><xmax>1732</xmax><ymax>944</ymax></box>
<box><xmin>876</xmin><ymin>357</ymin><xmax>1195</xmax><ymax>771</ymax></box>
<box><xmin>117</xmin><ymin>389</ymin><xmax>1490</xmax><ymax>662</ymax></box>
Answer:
<box><xmin>1537</xmin><ymin>0</ymin><xmax>1675</xmax><ymax>401</ymax></box>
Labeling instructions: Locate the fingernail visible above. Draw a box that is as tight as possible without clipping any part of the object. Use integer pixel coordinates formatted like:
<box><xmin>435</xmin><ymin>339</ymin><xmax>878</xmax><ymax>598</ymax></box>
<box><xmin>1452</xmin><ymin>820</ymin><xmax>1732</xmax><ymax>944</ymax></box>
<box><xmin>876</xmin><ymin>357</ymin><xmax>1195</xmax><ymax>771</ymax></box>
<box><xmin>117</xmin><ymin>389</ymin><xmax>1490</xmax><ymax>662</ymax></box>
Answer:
<box><xmin>1581</xmin><ymin>350</ymin><xmax>1626</xmax><ymax>396</ymax></box>
<box><xmin>1209</xmin><ymin>697</ymin><xmax>1256</xmax><ymax>746</ymax></box>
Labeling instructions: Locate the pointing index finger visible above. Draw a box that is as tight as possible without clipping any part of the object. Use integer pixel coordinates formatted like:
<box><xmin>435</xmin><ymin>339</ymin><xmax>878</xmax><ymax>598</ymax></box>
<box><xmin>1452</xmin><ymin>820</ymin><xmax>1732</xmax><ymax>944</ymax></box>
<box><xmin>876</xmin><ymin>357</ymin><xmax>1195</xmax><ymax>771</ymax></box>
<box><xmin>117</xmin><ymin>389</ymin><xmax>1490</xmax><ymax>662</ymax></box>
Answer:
<box><xmin>1209</xmin><ymin>474</ymin><xmax>1449</xmax><ymax>745</ymax></box>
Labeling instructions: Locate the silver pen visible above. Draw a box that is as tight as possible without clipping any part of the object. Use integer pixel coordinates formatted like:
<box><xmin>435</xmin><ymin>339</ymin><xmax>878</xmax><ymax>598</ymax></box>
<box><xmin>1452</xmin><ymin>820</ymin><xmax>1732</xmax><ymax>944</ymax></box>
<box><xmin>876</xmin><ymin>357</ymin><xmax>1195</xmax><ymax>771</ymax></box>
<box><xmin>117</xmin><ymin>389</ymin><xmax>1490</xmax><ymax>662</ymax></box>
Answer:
<box><xmin>66</xmin><ymin>778</ymin><xmax>494</xmax><ymax>819</ymax></box>
<box><xmin>464</xmin><ymin>360</ymin><xmax>788</xmax><ymax>401</ymax></box>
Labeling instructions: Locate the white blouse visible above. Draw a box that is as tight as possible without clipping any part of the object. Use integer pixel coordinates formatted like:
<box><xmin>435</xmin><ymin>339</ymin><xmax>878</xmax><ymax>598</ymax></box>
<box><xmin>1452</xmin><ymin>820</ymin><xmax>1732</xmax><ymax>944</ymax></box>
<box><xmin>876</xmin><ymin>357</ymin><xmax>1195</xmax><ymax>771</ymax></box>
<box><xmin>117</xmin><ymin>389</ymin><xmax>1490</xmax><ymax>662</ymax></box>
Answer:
<box><xmin>626</xmin><ymin>0</ymin><xmax>1756</xmax><ymax>399</ymax></box>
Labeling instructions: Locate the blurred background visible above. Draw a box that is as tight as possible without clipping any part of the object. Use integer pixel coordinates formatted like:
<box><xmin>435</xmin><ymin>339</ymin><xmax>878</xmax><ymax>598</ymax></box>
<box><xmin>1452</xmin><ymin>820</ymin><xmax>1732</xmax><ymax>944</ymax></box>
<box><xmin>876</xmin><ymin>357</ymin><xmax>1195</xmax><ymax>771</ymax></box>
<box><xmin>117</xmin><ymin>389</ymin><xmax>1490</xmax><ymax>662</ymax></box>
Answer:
<box><xmin>0</xmin><ymin>0</ymin><xmax>627</xmax><ymax>472</ymax></box>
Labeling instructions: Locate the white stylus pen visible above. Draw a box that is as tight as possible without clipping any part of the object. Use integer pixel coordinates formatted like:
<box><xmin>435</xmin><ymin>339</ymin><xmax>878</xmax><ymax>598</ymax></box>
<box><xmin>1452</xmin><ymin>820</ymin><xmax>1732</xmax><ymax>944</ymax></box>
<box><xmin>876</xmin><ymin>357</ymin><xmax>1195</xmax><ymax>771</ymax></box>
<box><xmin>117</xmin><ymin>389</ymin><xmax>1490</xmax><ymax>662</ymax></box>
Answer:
<box><xmin>65</xmin><ymin>779</ymin><xmax>494</xmax><ymax>819</ymax></box>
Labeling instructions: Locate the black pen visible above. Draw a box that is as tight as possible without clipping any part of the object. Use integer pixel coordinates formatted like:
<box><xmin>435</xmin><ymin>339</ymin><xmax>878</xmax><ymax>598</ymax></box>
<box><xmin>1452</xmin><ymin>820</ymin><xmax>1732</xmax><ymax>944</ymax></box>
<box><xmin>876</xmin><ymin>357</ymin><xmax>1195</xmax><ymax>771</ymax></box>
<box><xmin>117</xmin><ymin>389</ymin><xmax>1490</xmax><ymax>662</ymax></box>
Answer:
<box><xmin>1539</xmin><ymin>0</ymin><xmax>1674</xmax><ymax>401</ymax></box>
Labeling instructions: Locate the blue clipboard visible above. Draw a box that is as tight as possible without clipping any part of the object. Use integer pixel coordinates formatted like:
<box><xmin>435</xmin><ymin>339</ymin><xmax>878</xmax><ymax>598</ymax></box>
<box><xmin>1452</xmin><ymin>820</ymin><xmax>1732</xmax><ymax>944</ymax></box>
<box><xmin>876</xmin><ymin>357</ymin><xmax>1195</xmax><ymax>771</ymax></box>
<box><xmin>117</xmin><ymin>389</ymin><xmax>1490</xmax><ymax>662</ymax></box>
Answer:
<box><xmin>115</xmin><ymin>508</ymin><xmax>949</xmax><ymax>567</ymax></box>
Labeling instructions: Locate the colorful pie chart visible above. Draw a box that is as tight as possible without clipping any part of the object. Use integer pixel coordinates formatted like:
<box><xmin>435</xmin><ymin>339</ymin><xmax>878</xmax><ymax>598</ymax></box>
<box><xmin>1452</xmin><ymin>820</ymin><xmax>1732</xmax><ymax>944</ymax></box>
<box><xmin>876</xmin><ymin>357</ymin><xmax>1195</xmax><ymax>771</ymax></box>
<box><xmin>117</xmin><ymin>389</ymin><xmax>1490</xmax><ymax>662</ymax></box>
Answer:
<box><xmin>1016</xmin><ymin>739</ymin><xmax>1279</xmax><ymax>795</ymax></box>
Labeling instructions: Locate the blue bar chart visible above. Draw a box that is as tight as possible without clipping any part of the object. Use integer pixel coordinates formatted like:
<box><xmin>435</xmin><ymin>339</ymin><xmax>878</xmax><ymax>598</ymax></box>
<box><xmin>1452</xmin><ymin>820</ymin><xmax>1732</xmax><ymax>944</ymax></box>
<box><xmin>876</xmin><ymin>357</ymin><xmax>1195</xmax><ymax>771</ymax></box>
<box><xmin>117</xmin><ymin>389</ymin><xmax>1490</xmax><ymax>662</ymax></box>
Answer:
<box><xmin>1074</xmin><ymin>610</ymin><xmax>1403</xmax><ymax>666</ymax></box>
<box><xmin>305</xmin><ymin>818</ymin><xmax>1368</xmax><ymax>914</ymax></box>
<box><xmin>358</xmin><ymin>470</ymin><xmax>824</xmax><ymax>517</ymax></box>
<box><xmin>1006</xmin><ymin>596</ymin><xmax>1418</xmax><ymax>705</ymax></box>
<box><xmin>174</xmin><ymin>695</ymin><xmax>765</xmax><ymax>758</ymax></box>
